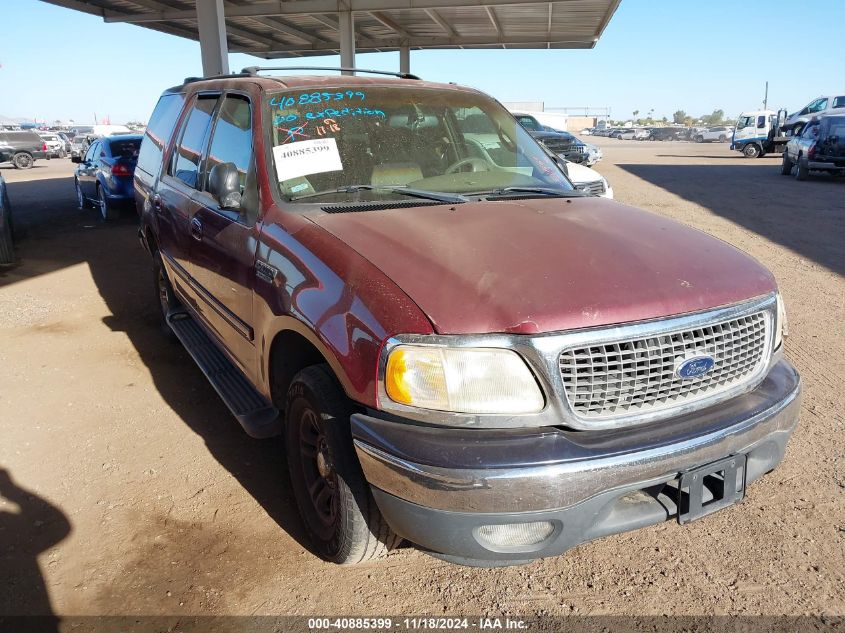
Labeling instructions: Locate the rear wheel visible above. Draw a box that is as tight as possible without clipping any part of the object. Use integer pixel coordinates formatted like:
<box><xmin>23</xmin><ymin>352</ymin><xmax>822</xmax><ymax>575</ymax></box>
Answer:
<box><xmin>795</xmin><ymin>157</ymin><xmax>809</xmax><ymax>181</ymax></box>
<box><xmin>285</xmin><ymin>364</ymin><xmax>400</xmax><ymax>565</ymax></box>
<box><xmin>12</xmin><ymin>152</ymin><xmax>33</xmax><ymax>169</ymax></box>
<box><xmin>97</xmin><ymin>186</ymin><xmax>119</xmax><ymax>221</ymax></box>
<box><xmin>152</xmin><ymin>250</ymin><xmax>179</xmax><ymax>339</ymax></box>
<box><xmin>780</xmin><ymin>153</ymin><xmax>793</xmax><ymax>176</ymax></box>
<box><xmin>695</xmin><ymin>135</ymin><xmax>704</xmax><ymax>143</ymax></box>
<box><xmin>742</xmin><ymin>143</ymin><xmax>761</xmax><ymax>158</ymax></box>
<box><xmin>718</xmin><ymin>134</ymin><xmax>727</xmax><ymax>142</ymax></box>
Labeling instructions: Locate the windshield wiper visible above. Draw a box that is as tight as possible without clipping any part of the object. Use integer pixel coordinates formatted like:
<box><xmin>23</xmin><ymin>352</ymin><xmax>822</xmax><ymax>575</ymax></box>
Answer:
<box><xmin>292</xmin><ymin>184</ymin><xmax>468</xmax><ymax>204</ymax></box>
<box><xmin>478</xmin><ymin>186</ymin><xmax>587</xmax><ymax>198</ymax></box>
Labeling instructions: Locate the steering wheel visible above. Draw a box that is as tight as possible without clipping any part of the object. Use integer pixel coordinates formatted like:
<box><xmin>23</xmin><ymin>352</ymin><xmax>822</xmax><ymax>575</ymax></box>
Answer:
<box><xmin>445</xmin><ymin>156</ymin><xmax>493</xmax><ymax>174</ymax></box>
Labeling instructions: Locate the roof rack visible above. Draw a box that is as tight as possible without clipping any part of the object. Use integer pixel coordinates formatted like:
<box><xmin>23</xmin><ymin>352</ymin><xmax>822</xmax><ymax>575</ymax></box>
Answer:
<box><xmin>240</xmin><ymin>66</ymin><xmax>421</xmax><ymax>80</ymax></box>
<box><xmin>182</xmin><ymin>72</ymin><xmax>252</xmax><ymax>85</ymax></box>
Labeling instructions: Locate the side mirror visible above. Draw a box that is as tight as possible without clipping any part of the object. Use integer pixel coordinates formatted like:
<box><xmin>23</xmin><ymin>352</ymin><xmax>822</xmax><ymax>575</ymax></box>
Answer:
<box><xmin>207</xmin><ymin>162</ymin><xmax>242</xmax><ymax>211</ymax></box>
<box><xmin>71</xmin><ymin>155</ymin><xmax>82</xmax><ymax>164</ymax></box>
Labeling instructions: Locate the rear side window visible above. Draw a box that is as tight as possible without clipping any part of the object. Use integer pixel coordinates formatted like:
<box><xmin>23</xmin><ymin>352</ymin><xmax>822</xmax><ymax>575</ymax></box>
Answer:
<box><xmin>136</xmin><ymin>93</ymin><xmax>185</xmax><ymax>177</ymax></box>
<box><xmin>833</xmin><ymin>97</ymin><xmax>845</xmax><ymax>109</ymax></box>
<box><xmin>170</xmin><ymin>95</ymin><xmax>218</xmax><ymax>188</ymax></box>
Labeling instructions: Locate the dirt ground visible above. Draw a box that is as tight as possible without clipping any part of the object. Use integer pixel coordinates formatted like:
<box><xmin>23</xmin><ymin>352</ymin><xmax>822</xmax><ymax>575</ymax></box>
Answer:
<box><xmin>0</xmin><ymin>139</ymin><xmax>843</xmax><ymax>619</ymax></box>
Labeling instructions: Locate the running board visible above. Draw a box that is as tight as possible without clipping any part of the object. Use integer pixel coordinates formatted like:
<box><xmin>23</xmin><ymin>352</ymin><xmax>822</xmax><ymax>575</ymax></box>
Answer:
<box><xmin>167</xmin><ymin>310</ymin><xmax>281</xmax><ymax>439</ymax></box>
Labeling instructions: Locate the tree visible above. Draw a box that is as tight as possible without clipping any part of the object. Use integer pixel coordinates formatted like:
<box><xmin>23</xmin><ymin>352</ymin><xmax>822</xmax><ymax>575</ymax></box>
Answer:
<box><xmin>702</xmin><ymin>109</ymin><xmax>725</xmax><ymax>125</ymax></box>
<box><xmin>673</xmin><ymin>110</ymin><xmax>687</xmax><ymax>124</ymax></box>
<box><xmin>633</xmin><ymin>110</ymin><xmax>640</xmax><ymax>119</ymax></box>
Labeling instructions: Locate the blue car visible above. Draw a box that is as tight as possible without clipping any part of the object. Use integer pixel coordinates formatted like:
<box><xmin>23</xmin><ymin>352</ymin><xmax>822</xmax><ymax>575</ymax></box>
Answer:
<box><xmin>73</xmin><ymin>134</ymin><xmax>142</xmax><ymax>220</ymax></box>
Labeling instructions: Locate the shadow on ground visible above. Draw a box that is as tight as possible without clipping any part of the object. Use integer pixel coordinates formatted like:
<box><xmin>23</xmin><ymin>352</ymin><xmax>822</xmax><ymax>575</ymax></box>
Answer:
<box><xmin>0</xmin><ymin>468</ymin><xmax>70</xmax><ymax>631</ymax></box>
<box><xmin>617</xmin><ymin>163</ymin><xmax>845</xmax><ymax>276</ymax></box>
<box><xmin>1</xmin><ymin>176</ymin><xmax>312</xmax><ymax>565</ymax></box>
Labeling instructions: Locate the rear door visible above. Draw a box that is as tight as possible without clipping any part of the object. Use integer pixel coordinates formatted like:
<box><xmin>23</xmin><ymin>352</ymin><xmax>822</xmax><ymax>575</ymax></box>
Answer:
<box><xmin>187</xmin><ymin>91</ymin><xmax>259</xmax><ymax>374</ymax></box>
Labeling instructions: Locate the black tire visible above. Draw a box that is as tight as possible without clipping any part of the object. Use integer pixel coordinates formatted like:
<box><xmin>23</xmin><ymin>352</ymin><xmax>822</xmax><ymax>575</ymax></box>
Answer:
<box><xmin>284</xmin><ymin>364</ymin><xmax>400</xmax><ymax>565</ymax></box>
<box><xmin>12</xmin><ymin>152</ymin><xmax>33</xmax><ymax>170</ymax></box>
<box><xmin>0</xmin><ymin>192</ymin><xmax>14</xmax><ymax>266</ymax></box>
<box><xmin>97</xmin><ymin>185</ymin><xmax>119</xmax><ymax>221</ymax></box>
<box><xmin>718</xmin><ymin>134</ymin><xmax>727</xmax><ymax>142</ymax></box>
<box><xmin>75</xmin><ymin>179</ymin><xmax>87</xmax><ymax>210</ymax></box>
<box><xmin>780</xmin><ymin>153</ymin><xmax>793</xmax><ymax>176</ymax></box>
<box><xmin>152</xmin><ymin>250</ymin><xmax>179</xmax><ymax>339</ymax></box>
<box><xmin>795</xmin><ymin>157</ymin><xmax>809</xmax><ymax>181</ymax></box>
<box><xmin>695</xmin><ymin>135</ymin><xmax>704</xmax><ymax>143</ymax></box>
<box><xmin>742</xmin><ymin>143</ymin><xmax>761</xmax><ymax>158</ymax></box>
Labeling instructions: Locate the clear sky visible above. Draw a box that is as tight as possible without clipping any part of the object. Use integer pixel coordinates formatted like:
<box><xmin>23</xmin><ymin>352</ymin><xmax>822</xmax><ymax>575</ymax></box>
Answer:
<box><xmin>1</xmin><ymin>0</ymin><xmax>842</xmax><ymax>124</ymax></box>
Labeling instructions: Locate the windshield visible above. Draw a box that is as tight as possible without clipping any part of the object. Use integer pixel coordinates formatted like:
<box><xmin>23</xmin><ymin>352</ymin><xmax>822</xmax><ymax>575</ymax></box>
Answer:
<box><xmin>267</xmin><ymin>86</ymin><xmax>572</xmax><ymax>202</ymax></box>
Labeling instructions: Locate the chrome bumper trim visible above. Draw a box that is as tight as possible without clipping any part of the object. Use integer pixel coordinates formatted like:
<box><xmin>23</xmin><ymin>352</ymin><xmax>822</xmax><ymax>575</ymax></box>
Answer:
<box><xmin>355</xmin><ymin>361</ymin><xmax>800</xmax><ymax>514</ymax></box>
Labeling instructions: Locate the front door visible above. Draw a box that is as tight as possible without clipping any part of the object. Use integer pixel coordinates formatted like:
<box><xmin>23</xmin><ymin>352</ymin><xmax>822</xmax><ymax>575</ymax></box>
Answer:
<box><xmin>186</xmin><ymin>92</ymin><xmax>258</xmax><ymax>377</ymax></box>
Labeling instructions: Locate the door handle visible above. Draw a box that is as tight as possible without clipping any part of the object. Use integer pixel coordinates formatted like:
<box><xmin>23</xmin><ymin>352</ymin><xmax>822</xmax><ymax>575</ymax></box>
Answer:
<box><xmin>190</xmin><ymin>217</ymin><xmax>203</xmax><ymax>241</ymax></box>
<box><xmin>151</xmin><ymin>193</ymin><xmax>162</xmax><ymax>211</ymax></box>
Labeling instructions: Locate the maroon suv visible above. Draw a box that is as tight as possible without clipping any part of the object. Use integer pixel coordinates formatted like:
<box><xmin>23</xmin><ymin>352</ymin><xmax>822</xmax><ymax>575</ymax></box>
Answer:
<box><xmin>135</xmin><ymin>68</ymin><xmax>800</xmax><ymax>566</ymax></box>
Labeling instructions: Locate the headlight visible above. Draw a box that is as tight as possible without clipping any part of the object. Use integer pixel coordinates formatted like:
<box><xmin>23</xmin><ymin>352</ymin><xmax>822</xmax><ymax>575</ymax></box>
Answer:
<box><xmin>775</xmin><ymin>292</ymin><xmax>788</xmax><ymax>349</ymax></box>
<box><xmin>384</xmin><ymin>345</ymin><xmax>544</xmax><ymax>414</ymax></box>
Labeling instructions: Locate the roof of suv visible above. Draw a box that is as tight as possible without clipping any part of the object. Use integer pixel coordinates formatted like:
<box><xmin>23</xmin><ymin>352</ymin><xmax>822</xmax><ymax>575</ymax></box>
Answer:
<box><xmin>168</xmin><ymin>73</ymin><xmax>481</xmax><ymax>96</ymax></box>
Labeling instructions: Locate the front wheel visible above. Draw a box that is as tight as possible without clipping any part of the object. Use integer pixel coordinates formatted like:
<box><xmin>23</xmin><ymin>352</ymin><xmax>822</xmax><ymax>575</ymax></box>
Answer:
<box><xmin>780</xmin><ymin>153</ymin><xmax>793</xmax><ymax>176</ymax></box>
<box><xmin>718</xmin><ymin>135</ymin><xmax>727</xmax><ymax>142</ymax></box>
<box><xmin>285</xmin><ymin>364</ymin><xmax>400</xmax><ymax>565</ymax></box>
<box><xmin>152</xmin><ymin>250</ymin><xmax>179</xmax><ymax>338</ymax></box>
<box><xmin>795</xmin><ymin>157</ymin><xmax>809</xmax><ymax>181</ymax></box>
<box><xmin>742</xmin><ymin>143</ymin><xmax>761</xmax><ymax>158</ymax></box>
<box><xmin>695</xmin><ymin>136</ymin><xmax>704</xmax><ymax>143</ymax></box>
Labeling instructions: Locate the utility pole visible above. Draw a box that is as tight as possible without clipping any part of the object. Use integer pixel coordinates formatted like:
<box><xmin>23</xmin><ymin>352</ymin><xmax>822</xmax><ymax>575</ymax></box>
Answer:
<box><xmin>763</xmin><ymin>81</ymin><xmax>768</xmax><ymax>110</ymax></box>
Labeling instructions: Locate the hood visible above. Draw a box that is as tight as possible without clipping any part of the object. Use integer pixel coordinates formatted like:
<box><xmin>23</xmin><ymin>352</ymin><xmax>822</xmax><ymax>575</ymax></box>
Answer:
<box><xmin>564</xmin><ymin>161</ymin><xmax>602</xmax><ymax>184</ymax></box>
<box><xmin>309</xmin><ymin>198</ymin><xmax>776</xmax><ymax>335</ymax></box>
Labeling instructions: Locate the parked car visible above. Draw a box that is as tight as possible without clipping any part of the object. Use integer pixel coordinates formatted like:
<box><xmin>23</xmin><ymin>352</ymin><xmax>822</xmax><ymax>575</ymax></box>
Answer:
<box><xmin>648</xmin><ymin>127</ymin><xmax>682</xmax><ymax>141</ymax></box>
<box><xmin>512</xmin><ymin>113</ymin><xmax>589</xmax><ymax>163</ymax></box>
<box><xmin>579</xmin><ymin>128</ymin><xmax>593</xmax><ymax>136</ymax></box>
<box><xmin>563</xmin><ymin>160</ymin><xmax>613</xmax><ymax>198</ymax></box>
<box><xmin>0</xmin><ymin>130</ymin><xmax>49</xmax><ymax>169</ymax></box>
<box><xmin>38</xmin><ymin>132</ymin><xmax>66</xmax><ymax>158</ymax></box>
<box><xmin>57</xmin><ymin>132</ymin><xmax>73</xmax><ymax>154</ymax></box>
<box><xmin>135</xmin><ymin>69</ymin><xmax>798</xmax><ymax>568</ymax></box>
<box><xmin>784</xmin><ymin>95</ymin><xmax>845</xmax><ymax>136</ymax></box>
<box><xmin>694</xmin><ymin>126</ymin><xmax>732</xmax><ymax>143</ymax></box>
<box><xmin>612</xmin><ymin>128</ymin><xmax>636</xmax><ymax>139</ymax></box>
<box><xmin>69</xmin><ymin>135</ymin><xmax>87</xmax><ymax>158</ymax></box>
<box><xmin>633</xmin><ymin>128</ymin><xmax>651</xmax><ymax>140</ymax></box>
<box><xmin>0</xmin><ymin>173</ymin><xmax>14</xmax><ymax>265</ymax></box>
<box><xmin>72</xmin><ymin>134</ymin><xmax>142</xmax><ymax>220</ymax></box>
<box><xmin>781</xmin><ymin>115</ymin><xmax>845</xmax><ymax>180</ymax></box>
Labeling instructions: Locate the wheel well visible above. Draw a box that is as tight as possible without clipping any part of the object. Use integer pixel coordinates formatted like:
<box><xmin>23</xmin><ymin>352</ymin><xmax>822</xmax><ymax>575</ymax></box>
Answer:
<box><xmin>269</xmin><ymin>330</ymin><xmax>330</xmax><ymax>410</ymax></box>
<box><xmin>145</xmin><ymin>227</ymin><xmax>158</xmax><ymax>254</ymax></box>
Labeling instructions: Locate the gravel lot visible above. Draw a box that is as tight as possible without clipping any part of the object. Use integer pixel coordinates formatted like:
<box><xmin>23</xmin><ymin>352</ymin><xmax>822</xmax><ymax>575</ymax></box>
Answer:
<box><xmin>0</xmin><ymin>139</ymin><xmax>843</xmax><ymax>619</ymax></box>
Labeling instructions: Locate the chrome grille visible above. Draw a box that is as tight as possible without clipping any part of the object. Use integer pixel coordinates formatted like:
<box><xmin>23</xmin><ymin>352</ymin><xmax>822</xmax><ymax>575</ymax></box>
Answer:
<box><xmin>559</xmin><ymin>312</ymin><xmax>769</xmax><ymax>420</ymax></box>
<box><xmin>581</xmin><ymin>179</ymin><xmax>606</xmax><ymax>195</ymax></box>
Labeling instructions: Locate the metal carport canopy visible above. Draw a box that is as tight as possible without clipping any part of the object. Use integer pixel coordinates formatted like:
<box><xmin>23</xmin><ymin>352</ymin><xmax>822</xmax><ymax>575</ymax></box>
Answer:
<box><xmin>40</xmin><ymin>0</ymin><xmax>621</xmax><ymax>76</ymax></box>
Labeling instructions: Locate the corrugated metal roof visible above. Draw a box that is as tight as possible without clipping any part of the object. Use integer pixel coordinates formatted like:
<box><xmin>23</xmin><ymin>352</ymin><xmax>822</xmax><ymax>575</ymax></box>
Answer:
<box><xmin>41</xmin><ymin>0</ymin><xmax>620</xmax><ymax>57</ymax></box>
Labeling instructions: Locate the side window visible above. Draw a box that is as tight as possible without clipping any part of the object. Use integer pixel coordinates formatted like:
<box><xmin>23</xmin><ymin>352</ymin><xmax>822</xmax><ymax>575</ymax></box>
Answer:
<box><xmin>756</xmin><ymin>115</ymin><xmax>766</xmax><ymax>128</ymax></box>
<box><xmin>137</xmin><ymin>92</ymin><xmax>186</xmax><ymax>177</ymax></box>
<box><xmin>803</xmin><ymin>124</ymin><xmax>819</xmax><ymax>139</ymax></box>
<box><xmin>204</xmin><ymin>94</ymin><xmax>252</xmax><ymax>191</ymax></box>
<box><xmin>833</xmin><ymin>96</ymin><xmax>845</xmax><ymax>109</ymax></box>
<box><xmin>84</xmin><ymin>141</ymin><xmax>99</xmax><ymax>162</ymax></box>
<box><xmin>170</xmin><ymin>94</ymin><xmax>218</xmax><ymax>188</ymax></box>
<box><xmin>203</xmin><ymin>94</ymin><xmax>258</xmax><ymax>224</ymax></box>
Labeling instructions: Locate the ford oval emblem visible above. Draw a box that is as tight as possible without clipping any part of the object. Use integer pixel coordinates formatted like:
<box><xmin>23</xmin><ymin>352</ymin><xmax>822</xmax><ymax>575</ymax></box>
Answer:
<box><xmin>675</xmin><ymin>355</ymin><xmax>715</xmax><ymax>379</ymax></box>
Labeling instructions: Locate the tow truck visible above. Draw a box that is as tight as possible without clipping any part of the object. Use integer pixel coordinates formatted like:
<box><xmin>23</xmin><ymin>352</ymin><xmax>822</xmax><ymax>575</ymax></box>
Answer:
<box><xmin>731</xmin><ymin>108</ymin><xmax>790</xmax><ymax>158</ymax></box>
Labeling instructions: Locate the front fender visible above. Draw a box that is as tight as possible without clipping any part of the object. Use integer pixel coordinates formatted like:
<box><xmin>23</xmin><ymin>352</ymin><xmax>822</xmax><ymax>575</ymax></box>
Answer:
<box><xmin>252</xmin><ymin>211</ymin><xmax>434</xmax><ymax>407</ymax></box>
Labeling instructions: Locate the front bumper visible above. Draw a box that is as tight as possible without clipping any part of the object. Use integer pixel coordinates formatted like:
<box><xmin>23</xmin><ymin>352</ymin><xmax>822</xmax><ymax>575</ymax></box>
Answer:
<box><xmin>353</xmin><ymin>360</ymin><xmax>801</xmax><ymax>564</ymax></box>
